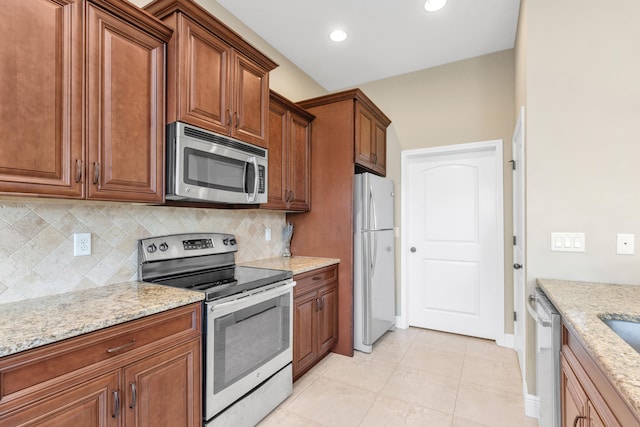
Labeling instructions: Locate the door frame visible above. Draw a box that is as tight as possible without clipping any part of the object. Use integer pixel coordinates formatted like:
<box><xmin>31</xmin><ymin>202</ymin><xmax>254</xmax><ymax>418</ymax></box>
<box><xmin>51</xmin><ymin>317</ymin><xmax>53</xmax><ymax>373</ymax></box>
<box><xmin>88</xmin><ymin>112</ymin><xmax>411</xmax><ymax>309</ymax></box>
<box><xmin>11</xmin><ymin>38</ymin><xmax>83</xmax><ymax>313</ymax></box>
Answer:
<box><xmin>512</xmin><ymin>106</ymin><xmax>526</xmax><ymax>379</ymax></box>
<box><xmin>398</xmin><ymin>140</ymin><xmax>506</xmax><ymax>346</ymax></box>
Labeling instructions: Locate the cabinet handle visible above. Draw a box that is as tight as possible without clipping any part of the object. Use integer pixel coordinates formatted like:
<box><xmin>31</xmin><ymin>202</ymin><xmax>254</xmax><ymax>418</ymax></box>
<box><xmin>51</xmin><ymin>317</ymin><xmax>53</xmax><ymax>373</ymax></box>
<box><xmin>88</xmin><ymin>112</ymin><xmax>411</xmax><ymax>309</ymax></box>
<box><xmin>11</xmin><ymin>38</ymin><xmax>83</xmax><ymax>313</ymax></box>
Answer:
<box><xmin>290</xmin><ymin>190</ymin><xmax>294</xmax><ymax>202</ymax></box>
<box><xmin>226</xmin><ymin>109</ymin><xmax>231</xmax><ymax>127</ymax></box>
<box><xmin>75</xmin><ymin>159</ymin><xmax>83</xmax><ymax>183</ymax></box>
<box><xmin>93</xmin><ymin>162</ymin><xmax>100</xmax><ymax>185</ymax></box>
<box><xmin>106</xmin><ymin>339</ymin><xmax>136</xmax><ymax>354</ymax></box>
<box><xmin>129</xmin><ymin>382</ymin><xmax>137</xmax><ymax>409</ymax></box>
<box><xmin>315</xmin><ymin>298</ymin><xmax>320</xmax><ymax>311</ymax></box>
<box><xmin>573</xmin><ymin>415</ymin><xmax>587</xmax><ymax>427</ymax></box>
<box><xmin>321</xmin><ymin>296</ymin><xmax>325</xmax><ymax>309</ymax></box>
<box><xmin>234</xmin><ymin>112</ymin><xmax>239</xmax><ymax>129</ymax></box>
<box><xmin>312</xmin><ymin>276</ymin><xmax>321</xmax><ymax>281</ymax></box>
<box><xmin>112</xmin><ymin>390</ymin><xmax>120</xmax><ymax>418</ymax></box>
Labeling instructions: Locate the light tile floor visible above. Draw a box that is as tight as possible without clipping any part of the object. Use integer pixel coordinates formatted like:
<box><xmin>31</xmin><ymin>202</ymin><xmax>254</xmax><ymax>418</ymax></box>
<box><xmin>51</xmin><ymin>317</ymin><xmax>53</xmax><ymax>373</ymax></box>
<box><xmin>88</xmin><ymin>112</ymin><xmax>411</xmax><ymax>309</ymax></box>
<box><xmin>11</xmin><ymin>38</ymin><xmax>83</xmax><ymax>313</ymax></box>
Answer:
<box><xmin>259</xmin><ymin>327</ymin><xmax>539</xmax><ymax>427</ymax></box>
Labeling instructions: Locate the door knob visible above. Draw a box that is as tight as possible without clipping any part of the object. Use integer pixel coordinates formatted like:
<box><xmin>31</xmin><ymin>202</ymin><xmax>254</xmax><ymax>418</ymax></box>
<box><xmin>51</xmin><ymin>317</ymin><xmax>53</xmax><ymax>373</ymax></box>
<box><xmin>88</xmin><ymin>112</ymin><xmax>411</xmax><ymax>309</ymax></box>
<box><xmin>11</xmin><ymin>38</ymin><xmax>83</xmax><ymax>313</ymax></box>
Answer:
<box><xmin>410</xmin><ymin>247</ymin><xmax>417</xmax><ymax>253</ymax></box>
<box><xmin>513</xmin><ymin>263</ymin><xmax>523</xmax><ymax>269</ymax></box>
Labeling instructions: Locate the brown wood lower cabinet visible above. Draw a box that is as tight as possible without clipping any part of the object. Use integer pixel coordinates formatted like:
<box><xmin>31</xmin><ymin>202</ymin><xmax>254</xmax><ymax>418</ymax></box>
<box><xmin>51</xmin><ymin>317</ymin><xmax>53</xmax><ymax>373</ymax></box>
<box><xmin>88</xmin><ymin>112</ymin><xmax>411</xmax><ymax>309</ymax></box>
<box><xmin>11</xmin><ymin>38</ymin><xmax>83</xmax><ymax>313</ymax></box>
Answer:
<box><xmin>293</xmin><ymin>264</ymin><xmax>338</xmax><ymax>381</ymax></box>
<box><xmin>561</xmin><ymin>323</ymin><xmax>640</xmax><ymax>427</ymax></box>
<box><xmin>0</xmin><ymin>303</ymin><xmax>202</xmax><ymax>427</ymax></box>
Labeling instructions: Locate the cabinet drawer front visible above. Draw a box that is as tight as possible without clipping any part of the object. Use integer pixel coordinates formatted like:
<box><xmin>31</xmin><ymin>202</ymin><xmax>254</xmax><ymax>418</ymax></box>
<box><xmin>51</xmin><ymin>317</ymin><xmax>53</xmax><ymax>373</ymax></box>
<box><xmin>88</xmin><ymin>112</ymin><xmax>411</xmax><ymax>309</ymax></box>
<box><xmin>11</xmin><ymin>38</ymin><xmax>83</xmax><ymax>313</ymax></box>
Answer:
<box><xmin>294</xmin><ymin>265</ymin><xmax>338</xmax><ymax>295</ymax></box>
<box><xmin>0</xmin><ymin>304</ymin><xmax>200</xmax><ymax>407</ymax></box>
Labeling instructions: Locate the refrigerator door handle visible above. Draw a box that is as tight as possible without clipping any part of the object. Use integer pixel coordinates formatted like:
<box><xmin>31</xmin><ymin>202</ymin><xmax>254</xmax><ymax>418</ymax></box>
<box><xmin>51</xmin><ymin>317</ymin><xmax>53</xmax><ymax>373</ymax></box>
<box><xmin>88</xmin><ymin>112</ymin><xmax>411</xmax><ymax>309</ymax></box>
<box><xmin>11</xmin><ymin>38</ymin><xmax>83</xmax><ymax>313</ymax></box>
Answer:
<box><xmin>363</xmin><ymin>232</ymin><xmax>372</xmax><ymax>343</ymax></box>
<box><xmin>372</xmin><ymin>231</ymin><xmax>378</xmax><ymax>277</ymax></box>
<box><xmin>369</xmin><ymin>188</ymin><xmax>378</xmax><ymax>230</ymax></box>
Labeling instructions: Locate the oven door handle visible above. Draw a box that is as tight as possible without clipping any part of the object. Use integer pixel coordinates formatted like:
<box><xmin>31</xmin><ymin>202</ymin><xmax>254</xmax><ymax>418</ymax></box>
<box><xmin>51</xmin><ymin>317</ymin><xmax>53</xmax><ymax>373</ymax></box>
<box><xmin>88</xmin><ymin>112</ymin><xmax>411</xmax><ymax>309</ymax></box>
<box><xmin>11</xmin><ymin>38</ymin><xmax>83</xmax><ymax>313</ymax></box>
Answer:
<box><xmin>209</xmin><ymin>281</ymin><xmax>295</xmax><ymax>314</ymax></box>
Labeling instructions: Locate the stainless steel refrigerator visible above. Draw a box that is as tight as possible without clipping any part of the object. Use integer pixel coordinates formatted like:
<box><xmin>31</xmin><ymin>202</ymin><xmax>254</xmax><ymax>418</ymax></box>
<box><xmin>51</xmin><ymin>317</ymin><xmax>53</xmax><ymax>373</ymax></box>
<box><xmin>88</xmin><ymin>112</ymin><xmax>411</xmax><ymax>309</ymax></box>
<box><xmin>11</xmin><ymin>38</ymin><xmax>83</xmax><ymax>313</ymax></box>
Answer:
<box><xmin>353</xmin><ymin>172</ymin><xmax>396</xmax><ymax>353</ymax></box>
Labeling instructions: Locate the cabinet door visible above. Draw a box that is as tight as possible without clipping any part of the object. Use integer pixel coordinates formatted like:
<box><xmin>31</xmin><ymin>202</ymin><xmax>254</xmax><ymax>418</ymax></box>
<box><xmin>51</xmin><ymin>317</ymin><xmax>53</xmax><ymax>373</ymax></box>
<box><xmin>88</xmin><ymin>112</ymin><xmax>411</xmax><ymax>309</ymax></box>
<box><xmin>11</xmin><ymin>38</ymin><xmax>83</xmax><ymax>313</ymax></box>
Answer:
<box><xmin>288</xmin><ymin>111</ymin><xmax>312</xmax><ymax>211</ymax></box>
<box><xmin>264</xmin><ymin>99</ymin><xmax>288</xmax><ymax>209</ymax></box>
<box><xmin>317</xmin><ymin>283</ymin><xmax>338</xmax><ymax>355</ymax></box>
<box><xmin>231</xmin><ymin>52</ymin><xmax>269</xmax><ymax>148</ymax></box>
<box><xmin>86</xmin><ymin>4</ymin><xmax>165</xmax><ymax>202</ymax></box>
<box><xmin>0</xmin><ymin>371</ymin><xmax>119</xmax><ymax>427</ymax></box>
<box><xmin>355</xmin><ymin>103</ymin><xmax>374</xmax><ymax>168</ymax></box>
<box><xmin>177</xmin><ymin>15</ymin><xmax>231</xmax><ymax>135</ymax></box>
<box><xmin>372</xmin><ymin>118</ymin><xmax>387</xmax><ymax>175</ymax></box>
<box><xmin>562</xmin><ymin>354</ymin><xmax>588</xmax><ymax>427</ymax></box>
<box><xmin>0</xmin><ymin>0</ymin><xmax>84</xmax><ymax>199</ymax></box>
<box><xmin>124</xmin><ymin>339</ymin><xmax>201</xmax><ymax>427</ymax></box>
<box><xmin>293</xmin><ymin>291</ymin><xmax>318</xmax><ymax>379</ymax></box>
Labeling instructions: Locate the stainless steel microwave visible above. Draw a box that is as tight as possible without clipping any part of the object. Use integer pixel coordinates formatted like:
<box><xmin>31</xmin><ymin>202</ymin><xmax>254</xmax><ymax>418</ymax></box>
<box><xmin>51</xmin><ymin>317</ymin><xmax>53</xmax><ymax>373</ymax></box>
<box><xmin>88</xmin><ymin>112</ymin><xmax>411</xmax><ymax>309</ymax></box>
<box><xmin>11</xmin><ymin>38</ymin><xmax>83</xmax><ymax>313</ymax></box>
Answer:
<box><xmin>166</xmin><ymin>122</ymin><xmax>267</xmax><ymax>204</ymax></box>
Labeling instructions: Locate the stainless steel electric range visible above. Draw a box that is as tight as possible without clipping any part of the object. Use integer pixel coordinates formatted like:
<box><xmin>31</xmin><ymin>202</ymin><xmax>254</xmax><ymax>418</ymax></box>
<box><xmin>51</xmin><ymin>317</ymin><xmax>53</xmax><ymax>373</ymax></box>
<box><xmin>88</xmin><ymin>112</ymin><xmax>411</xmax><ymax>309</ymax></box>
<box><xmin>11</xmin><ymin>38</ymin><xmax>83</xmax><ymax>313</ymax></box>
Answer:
<box><xmin>138</xmin><ymin>233</ymin><xmax>294</xmax><ymax>427</ymax></box>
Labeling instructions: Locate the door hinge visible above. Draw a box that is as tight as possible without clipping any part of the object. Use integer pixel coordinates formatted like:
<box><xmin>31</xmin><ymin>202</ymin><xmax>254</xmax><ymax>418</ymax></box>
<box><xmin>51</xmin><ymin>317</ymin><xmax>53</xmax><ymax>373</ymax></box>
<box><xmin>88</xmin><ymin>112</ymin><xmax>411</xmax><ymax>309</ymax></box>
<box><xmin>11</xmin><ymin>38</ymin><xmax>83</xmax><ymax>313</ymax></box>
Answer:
<box><xmin>513</xmin><ymin>235</ymin><xmax>517</xmax><ymax>246</ymax></box>
<box><xmin>509</xmin><ymin>160</ymin><xmax>516</xmax><ymax>170</ymax></box>
<box><xmin>514</xmin><ymin>311</ymin><xmax>517</xmax><ymax>321</ymax></box>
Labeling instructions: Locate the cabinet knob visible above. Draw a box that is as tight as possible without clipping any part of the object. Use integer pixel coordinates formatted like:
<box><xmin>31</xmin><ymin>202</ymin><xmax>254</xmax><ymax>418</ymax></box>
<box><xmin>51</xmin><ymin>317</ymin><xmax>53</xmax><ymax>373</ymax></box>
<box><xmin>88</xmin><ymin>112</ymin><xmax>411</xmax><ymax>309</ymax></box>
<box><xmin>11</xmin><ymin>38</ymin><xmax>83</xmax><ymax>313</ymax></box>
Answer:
<box><xmin>410</xmin><ymin>247</ymin><xmax>417</xmax><ymax>253</ymax></box>
<box><xmin>513</xmin><ymin>263</ymin><xmax>523</xmax><ymax>270</ymax></box>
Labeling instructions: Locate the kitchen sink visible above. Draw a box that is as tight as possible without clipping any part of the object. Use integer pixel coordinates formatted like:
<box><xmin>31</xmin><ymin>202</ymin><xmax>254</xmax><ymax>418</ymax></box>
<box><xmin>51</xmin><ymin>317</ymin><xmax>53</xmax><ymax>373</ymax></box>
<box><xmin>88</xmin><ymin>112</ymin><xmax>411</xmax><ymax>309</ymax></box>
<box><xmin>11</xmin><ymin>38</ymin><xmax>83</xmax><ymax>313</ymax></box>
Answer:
<box><xmin>601</xmin><ymin>318</ymin><xmax>640</xmax><ymax>353</ymax></box>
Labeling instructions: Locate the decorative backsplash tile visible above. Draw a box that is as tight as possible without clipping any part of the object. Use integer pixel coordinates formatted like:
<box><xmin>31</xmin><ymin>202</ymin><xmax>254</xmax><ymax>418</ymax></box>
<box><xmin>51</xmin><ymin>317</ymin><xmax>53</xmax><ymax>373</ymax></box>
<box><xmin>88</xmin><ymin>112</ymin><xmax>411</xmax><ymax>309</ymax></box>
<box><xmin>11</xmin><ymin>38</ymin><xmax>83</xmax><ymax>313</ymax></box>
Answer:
<box><xmin>0</xmin><ymin>199</ymin><xmax>285</xmax><ymax>304</ymax></box>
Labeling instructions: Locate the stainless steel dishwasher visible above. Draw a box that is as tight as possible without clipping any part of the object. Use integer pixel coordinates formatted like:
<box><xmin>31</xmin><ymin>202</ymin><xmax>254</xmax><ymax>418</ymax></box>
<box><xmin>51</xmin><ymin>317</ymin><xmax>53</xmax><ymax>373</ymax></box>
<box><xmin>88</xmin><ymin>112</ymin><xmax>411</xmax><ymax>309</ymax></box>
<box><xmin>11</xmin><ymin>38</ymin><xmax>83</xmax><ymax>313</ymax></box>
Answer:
<box><xmin>527</xmin><ymin>287</ymin><xmax>561</xmax><ymax>427</ymax></box>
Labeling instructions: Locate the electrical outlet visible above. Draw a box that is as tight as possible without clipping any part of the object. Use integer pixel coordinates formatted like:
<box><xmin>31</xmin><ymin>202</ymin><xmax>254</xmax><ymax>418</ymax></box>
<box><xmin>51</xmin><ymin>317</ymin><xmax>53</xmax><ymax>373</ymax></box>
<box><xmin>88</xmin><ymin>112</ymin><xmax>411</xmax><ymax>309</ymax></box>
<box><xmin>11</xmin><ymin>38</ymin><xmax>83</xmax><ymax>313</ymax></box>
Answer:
<box><xmin>73</xmin><ymin>233</ymin><xmax>91</xmax><ymax>256</ymax></box>
<box><xmin>265</xmin><ymin>228</ymin><xmax>272</xmax><ymax>241</ymax></box>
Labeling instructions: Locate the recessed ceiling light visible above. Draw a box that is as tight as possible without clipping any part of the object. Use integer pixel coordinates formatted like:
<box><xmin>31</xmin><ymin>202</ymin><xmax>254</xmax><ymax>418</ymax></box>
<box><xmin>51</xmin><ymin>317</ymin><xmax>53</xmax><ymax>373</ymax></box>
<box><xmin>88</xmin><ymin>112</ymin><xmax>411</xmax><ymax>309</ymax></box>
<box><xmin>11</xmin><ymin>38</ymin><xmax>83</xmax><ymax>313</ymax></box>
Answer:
<box><xmin>424</xmin><ymin>0</ymin><xmax>446</xmax><ymax>12</ymax></box>
<box><xmin>329</xmin><ymin>29</ymin><xmax>348</xmax><ymax>42</ymax></box>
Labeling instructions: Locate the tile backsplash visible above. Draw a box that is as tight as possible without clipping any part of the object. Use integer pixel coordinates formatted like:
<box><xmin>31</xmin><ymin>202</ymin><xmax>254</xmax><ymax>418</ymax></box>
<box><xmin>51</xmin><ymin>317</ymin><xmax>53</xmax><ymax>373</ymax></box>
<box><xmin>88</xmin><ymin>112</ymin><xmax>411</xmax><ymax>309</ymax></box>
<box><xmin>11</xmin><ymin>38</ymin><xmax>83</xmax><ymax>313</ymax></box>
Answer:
<box><xmin>0</xmin><ymin>199</ymin><xmax>285</xmax><ymax>304</ymax></box>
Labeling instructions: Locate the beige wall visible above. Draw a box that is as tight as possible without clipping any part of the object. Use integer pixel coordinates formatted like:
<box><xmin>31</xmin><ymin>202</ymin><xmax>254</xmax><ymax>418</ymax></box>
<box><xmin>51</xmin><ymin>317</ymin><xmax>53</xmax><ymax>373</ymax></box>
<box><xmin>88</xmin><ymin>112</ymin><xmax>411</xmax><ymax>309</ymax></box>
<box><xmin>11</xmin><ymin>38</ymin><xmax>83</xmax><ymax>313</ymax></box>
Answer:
<box><xmin>359</xmin><ymin>50</ymin><xmax>516</xmax><ymax>329</ymax></box>
<box><xmin>521</xmin><ymin>0</ymin><xmax>640</xmax><ymax>394</ymax></box>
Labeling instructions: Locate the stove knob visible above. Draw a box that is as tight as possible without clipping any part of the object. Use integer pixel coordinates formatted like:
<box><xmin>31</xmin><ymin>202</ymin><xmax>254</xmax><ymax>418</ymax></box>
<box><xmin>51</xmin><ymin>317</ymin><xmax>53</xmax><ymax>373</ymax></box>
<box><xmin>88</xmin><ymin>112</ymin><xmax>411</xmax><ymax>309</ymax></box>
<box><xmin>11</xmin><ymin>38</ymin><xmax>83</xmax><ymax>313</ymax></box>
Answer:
<box><xmin>159</xmin><ymin>242</ymin><xmax>168</xmax><ymax>251</ymax></box>
<box><xmin>230</xmin><ymin>238</ymin><xmax>237</xmax><ymax>245</ymax></box>
<box><xmin>223</xmin><ymin>238</ymin><xmax>230</xmax><ymax>245</ymax></box>
<box><xmin>147</xmin><ymin>243</ymin><xmax>157</xmax><ymax>253</ymax></box>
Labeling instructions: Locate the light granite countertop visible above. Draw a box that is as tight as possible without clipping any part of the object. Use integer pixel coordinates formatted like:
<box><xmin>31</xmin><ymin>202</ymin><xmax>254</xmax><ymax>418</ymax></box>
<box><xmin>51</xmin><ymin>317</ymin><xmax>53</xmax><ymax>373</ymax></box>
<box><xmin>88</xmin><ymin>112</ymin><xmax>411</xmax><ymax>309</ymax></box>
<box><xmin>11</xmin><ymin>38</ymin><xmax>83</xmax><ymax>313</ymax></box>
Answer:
<box><xmin>239</xmin><ymin>256</ymin><xmax>340</xmax><ymax>275</ymax></box>
<box><xmin>0</xmin><ymin>282</ymin><xmax>204</xmax><ymax>358</ymax></box>
<box><xmin>0</xmin><ymin>256</ymin><xmax>338</xmax><ymax>359</ymax></box>
<box><xmin>537</xmin><ymin>279</ymin><xmax>640</xmax><ymax>417</ymax></box>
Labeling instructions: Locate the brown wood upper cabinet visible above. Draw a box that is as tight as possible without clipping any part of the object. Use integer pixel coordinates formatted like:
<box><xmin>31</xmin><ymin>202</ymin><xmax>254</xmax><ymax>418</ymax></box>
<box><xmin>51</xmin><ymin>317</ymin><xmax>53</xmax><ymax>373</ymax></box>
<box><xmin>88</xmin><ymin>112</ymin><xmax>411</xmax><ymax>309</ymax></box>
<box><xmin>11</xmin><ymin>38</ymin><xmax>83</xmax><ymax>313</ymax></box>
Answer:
<box><xmin>299</xmin><ymin>89</ymin><xmax>391</xmax><ymax>178</ymax></box>
<box><xmin>355</xmin><ymin>92</ymin><xmax>391</xmax><ymax>176</ymax></box>
<box><xmin>145</xmin><ymin>0</ymin><xmax>278</xmax><ymax>149</ymax></box>
<box><xmin>263</xmin><ymin>91</ymin><xmax>314</xmax><ymax>211</ymax></box>
<box><xmin>0</xmin><ymin>0</ymin><xmax>170</xmax><ymax>203</ymax></box>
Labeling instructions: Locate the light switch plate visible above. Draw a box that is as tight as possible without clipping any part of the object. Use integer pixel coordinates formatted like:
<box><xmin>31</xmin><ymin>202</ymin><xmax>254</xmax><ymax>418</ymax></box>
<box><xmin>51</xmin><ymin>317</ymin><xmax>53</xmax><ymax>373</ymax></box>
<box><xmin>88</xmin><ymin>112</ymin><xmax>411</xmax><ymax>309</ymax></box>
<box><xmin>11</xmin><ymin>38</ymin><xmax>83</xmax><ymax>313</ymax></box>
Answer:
<box><xmin>550</xmin><ymin>232</ymin><xmax>585</xmax><ymax>252</ymax></box>
<box><xmin>616</xmin><ymin>233</ymin><xmax>635</xmax><ymax>255</ymax></box>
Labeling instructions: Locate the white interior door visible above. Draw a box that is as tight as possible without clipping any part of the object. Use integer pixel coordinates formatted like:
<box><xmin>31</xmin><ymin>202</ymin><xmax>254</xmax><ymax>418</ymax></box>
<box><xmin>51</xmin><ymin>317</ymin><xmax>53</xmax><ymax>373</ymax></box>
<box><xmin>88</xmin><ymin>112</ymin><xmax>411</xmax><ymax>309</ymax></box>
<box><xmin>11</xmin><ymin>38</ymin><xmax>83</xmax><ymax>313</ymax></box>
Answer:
<box><xmin>512</xmin><ymin>106</ymin><xmax>526</xmax><ymax>377</ymax></box>
<box><xmin>406</xmin><ymin>141</ymin><xmax>503</xmax><ymax>339</ymax></box>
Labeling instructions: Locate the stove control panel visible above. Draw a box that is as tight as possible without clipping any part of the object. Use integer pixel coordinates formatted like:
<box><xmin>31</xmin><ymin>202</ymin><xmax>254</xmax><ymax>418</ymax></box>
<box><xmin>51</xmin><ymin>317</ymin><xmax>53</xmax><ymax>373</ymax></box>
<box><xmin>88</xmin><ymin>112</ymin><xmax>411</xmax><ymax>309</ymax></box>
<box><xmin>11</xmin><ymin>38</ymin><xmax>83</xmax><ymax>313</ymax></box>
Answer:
<box><xmin>183</xmin><ymin>238</ymin><xmax>213</xmax><ymax>250</ymax></box>
<box><xmin>138</xmin><ymin>233</ymin><xmax>238</xmax><ymax>264</ymax></box>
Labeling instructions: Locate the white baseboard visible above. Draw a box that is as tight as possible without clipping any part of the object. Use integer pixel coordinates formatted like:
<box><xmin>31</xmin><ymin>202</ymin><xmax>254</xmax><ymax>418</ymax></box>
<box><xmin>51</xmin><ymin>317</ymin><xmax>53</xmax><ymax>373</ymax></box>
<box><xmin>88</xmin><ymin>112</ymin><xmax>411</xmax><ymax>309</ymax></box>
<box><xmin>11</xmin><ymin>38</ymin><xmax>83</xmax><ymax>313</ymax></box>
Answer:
<box><xmin>522</xmin><ymin>379</ymin><xmax>540</xmax><ymax>419</ymax></box>
<box><xmin>496</xmin><ymin>333</ymin><xmax>514</xmax><ymax>349</ymax></box>
<box><xmin>395</xmin><ymin>315</ymin><xmax>408</xmax><ymax>329</ymax></box>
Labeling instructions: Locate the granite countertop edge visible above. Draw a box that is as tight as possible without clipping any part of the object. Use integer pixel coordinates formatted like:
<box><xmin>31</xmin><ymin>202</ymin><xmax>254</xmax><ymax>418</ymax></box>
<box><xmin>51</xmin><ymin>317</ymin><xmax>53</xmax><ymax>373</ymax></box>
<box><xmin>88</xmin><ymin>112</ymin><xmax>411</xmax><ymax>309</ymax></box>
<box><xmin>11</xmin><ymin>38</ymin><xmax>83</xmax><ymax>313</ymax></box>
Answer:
<box><xmin>0</xmin><ymin>282</ymin><xmax>204</xmax><ymax>359</ymax></box>
<box><xmin>0</xmin><ymin>256</ymin><xmax>339</xmax><ymax>359</ymax></box>
<box><xmin>239</xmin><ymin>255</ymin><xmax>341</xmax><ymax>275</ymax></box>
<box><xmin>537</xmin><ymin>278</ymin><xmax>640</xmax><ymax>417</ymax></box>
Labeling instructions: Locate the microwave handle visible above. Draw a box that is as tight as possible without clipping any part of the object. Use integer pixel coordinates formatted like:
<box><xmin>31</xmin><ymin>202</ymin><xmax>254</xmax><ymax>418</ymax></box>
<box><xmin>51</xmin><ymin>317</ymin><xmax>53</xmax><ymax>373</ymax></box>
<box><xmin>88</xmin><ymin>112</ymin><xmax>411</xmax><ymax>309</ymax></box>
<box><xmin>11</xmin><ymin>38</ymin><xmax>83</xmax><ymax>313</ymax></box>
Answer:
<box><xmin>246</xmin><ymin>156</ymin><xmax>259</xmax><ymax>203</ymax></box>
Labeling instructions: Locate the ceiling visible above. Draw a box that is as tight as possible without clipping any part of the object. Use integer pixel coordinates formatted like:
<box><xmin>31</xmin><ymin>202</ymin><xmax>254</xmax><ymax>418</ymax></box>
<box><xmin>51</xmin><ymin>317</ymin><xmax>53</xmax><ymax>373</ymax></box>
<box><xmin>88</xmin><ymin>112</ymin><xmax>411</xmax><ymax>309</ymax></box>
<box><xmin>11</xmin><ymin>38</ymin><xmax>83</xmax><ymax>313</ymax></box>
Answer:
<box><xmin>215</xmin><ymin>0</ymin><xmax>521</xmax><ymax>92</ymax></box>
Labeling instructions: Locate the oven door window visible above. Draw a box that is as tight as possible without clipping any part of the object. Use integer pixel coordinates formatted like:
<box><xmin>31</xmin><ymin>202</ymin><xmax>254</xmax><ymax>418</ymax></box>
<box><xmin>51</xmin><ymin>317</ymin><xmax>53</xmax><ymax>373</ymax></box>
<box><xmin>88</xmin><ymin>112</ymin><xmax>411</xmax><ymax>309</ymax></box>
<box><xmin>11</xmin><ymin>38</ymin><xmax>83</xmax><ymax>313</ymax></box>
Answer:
<box><xmin>184</xmin><ymin>147</ymin><xmax>256</xmax><ymax>194</ymax></box>
<box><xmin>213</xmin><ymin>293</ymin><xmax>290</xmax><ymax>393</ymax></box>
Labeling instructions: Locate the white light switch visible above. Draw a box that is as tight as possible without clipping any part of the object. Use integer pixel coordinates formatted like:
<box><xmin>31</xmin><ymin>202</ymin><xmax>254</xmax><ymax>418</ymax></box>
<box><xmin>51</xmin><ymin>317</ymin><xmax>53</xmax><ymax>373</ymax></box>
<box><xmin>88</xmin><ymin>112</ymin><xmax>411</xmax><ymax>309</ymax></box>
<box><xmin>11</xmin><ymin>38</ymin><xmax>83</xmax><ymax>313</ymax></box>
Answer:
<box><xmin>616</xmin><ymin>233</ymin><xmax>634</xmax><ymax>255</ymax></box>
<box><xmin>265</xmin><ymin>228</ymin><xmax>272</xmax><ymax>241</ymax></box>
<box><xmin>550</xmin><ymin>232</ymin><xmax>585</xmax><ymax>253</ymax></box>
